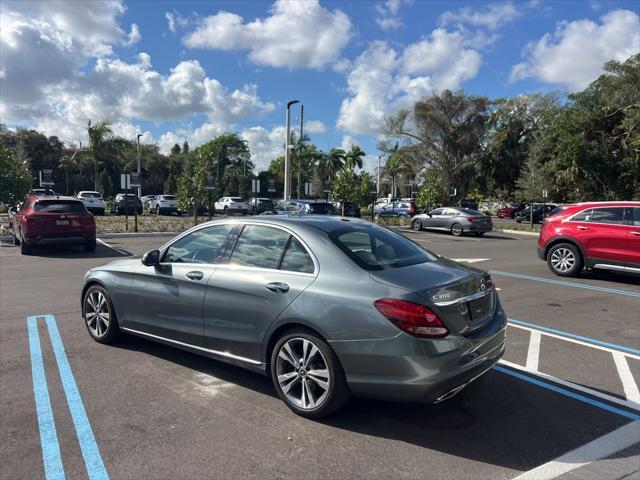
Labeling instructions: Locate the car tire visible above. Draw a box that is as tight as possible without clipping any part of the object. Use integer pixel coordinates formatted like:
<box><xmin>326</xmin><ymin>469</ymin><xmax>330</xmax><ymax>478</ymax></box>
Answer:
<box><xmin>84</xmin><ymin>238</ymin><xmax>96</xmax><ymax>253</ymax></box>
<box><xmin>271</xmin><ymin>330</ymin><xmax>350</xmax><ymax>419</ymax></box>
<box><xmin>20</xmin><ymin>232</ymin><xmax>32</xmax><ymax>254</ymax></box>
<box><xmin>515</xmin><ymin>219</ymin><xmax>522</xmax><ymax>223</ymax></box>
<box><xmin>451</xmin><ymin>223</ymin><xmax>463</xmax><ymax>236</ymax></box>
<box><xmin>83</xmin><ymin>285</ymin><xmax>120</xmax><ymax>344</ymax></box>
<box><xmin>547</xmin><ymin>243</ymin><xmax>583</xmax><ymax>277</ymax></box>
<box><xmin>411</xmin><ymin>219</ymin><xmax>423</xmax><ymax>231</ymax></box>
<box><xmin>474</xmin><ymin>232</ymin><xmax>485</xmax><ymax>237</ymax></box>
<box><xmin>224</xmin><ymin>206</ymin><xmax>229</xmax><ymax>215</ymax></box>
<box><xmin>155</xmin><ymin>205</ymin><xmax>160</xmax><ymax>215</ymax></box>
<box><xmin>12</xmin><ymin>230</ymin><xmax>20</xmax><ymax>245</ymax></box>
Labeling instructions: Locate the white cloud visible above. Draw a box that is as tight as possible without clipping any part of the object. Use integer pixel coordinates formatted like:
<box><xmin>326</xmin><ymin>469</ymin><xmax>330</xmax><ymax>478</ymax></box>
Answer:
<box><xmin>337</xmin><ymin>31</ymin><xmax>482</xmax><ymax>135</ymax></box>
<box><xmin>183</xmin><ymin>0</ymin><xmax>352</xmax><ymax>69</ymax></box>
<box><xmin>166</xmin><ymin>12</ymin><xmax>176</xmax><ymax>33</ymax></box>
<box><xmin>126</xmin><ymin>23</ymin><xmax>141</xmax><ymax>45</ymax></box>
<box><xmin>240</xmin><ymin>126</ymin><xmax>286</xmax><ymax>171</ymax></box>
<box><xmin>510</xmin><ymin>10</ymin><xmax>640</xmax><ymax>91</ymax></box>
<box><xmin>305</xmin><ymin>120</ymin><xmax>326</xmax><ymax>134</ymax></box>
<box><xmin>375</xmin><ymin>0</ymin><xmax>412</xmax><ymax>31</ymax></box>
<box><xmin>439</xmin><ymin>2</ymin><xmax>521</xmax><ymax>31</ymax></box>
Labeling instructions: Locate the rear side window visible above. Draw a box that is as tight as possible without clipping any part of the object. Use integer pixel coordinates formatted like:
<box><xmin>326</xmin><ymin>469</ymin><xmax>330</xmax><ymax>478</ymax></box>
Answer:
<box><xmin>430</xmin><ymin>208</ymin><xmax>443</xmax><ymax>215</ymax></box>
<box><xmin>591</xmin><ymin>207</ymin><xmax>624</xmax><ymax>225</ymax></box>
<box><xmin>280</xmin><ymin>238</ymin><xmax>314</xmax><ymax>273</ymax></box>
<box><xmin>329</xmin><ymin>226</ymin><xmax>438</xmax><ymax>271</ymax></box>
<box><xmin>571</xmin><ymin>209</ymin><xmax>592</xmax><ymax>222</ymax></box>
<box><xmin>230</xmin><ymin>225</ymin><xmax>290</xmax><ymax>269</ymax></box>
<box><xmin>34</xmin><ymin>200</ymin><xmax>86</xmax><ymax>213</ymax></box>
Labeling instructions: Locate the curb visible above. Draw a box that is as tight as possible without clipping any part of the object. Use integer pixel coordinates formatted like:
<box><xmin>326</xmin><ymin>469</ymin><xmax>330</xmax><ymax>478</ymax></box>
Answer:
<box><xmin>98</xmin><ymin>232</ymin><xmax>177</xmax><ymax>238</ymax></box>
<box><xmin>494</xmin><ymin>228</ymin><xmax>540</xmax><ymax>237</ymax></box>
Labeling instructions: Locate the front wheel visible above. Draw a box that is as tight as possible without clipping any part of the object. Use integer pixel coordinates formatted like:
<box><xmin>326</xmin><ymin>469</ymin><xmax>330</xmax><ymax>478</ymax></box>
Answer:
<box><xmin>451</xmin><ymin>223</ymin><xmax>463</xmax><ymax>236</ymax></box>
<box><xmin>411</xmin><ymin>219</ymin><xmax>423</xmax><ymax>231</ymax></box>
<box><xmin>155</xmin><ymin>205</ymin><xmax>160</xmax><ymax>215</ymax></box>
<box><xmin>83</xmin><ymin>285</ymin><xmax>120</xmax><ymax>343</ymax></box>
<box><xmin>547</xmin><ymin>243</ymin><xmax>583</xmax><ymax>277</ymax></box>
<box><xmin>223</xmin><ymin>206</ymin><xmax>229</xmax><ymax>215</ymax></box>
<box><xmin>271</xmin><ymin>330</ymin><xmax>350</xmax><ymax>418</ymax></box>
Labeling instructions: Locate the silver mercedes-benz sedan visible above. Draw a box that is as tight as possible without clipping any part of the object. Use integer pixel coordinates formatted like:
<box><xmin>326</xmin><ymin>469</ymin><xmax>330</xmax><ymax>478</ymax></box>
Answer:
<box><xmin>81</xmin><ymin>216</ymin><xmax>506</xmax><ymax>418</ymax></box>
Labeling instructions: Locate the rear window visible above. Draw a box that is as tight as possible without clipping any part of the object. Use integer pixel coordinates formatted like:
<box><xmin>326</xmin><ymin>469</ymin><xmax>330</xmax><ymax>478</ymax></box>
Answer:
<box><xmin>229</xmin><ymin>197</ymin><xmax>244</xmax><ymax>202</ymax></box>
<box><xmin>34</xmin><ymin>200</ymin><xmax>87</xmax><ymax>213</ymax></box>
<box><xmin>80</xmin><ymin>192</ymin><xmax>101</xmax><ymax>198</ymax></box>
<box><xmin>457</xmin><ymin>208</ymin><xmax>482</xmax><ymax>216</ymax></box>
<box><xmin>308</xmin><ymin>203</ymin><xmax>337</xmax><ymax>214</ymax></box>
<box><xmin>329</xmin><ymin>226</ymin><xmax>438</xmax><ymax>271</ymax></box>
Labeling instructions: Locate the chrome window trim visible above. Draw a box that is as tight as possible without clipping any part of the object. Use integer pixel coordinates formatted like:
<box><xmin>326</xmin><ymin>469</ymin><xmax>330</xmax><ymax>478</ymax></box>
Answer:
<box><xmin>120</xmin><ymin>327</ymin><xmax>263</xmax><ymax>365</ymax></box>
<box><xmin>565</xmin><ymin>206</ymin><xmax>629</xmax><ymax>226</ymax></box>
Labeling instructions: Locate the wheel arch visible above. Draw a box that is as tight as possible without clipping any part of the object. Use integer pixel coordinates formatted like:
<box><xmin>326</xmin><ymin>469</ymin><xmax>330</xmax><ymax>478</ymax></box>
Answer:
<box><xmin>544</xmin><ymin>237</ymin><xmax>586</xmax><ymax>264</ymax></box>
<box><xmin>263</xmin><ymin>322</ymin><xmax>330</xmax><ymax>378</ymax></box>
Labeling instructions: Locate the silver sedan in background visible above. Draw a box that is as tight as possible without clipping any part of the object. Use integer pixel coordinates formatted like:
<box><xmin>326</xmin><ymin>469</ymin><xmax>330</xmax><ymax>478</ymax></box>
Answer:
<box><xmin>81</xmin><ymin>216</ymin><xmax>506</xmax><ymax>418</ymax></box>
<box><xmin>411</xmin><ymin>207</ymin><xmax>493</xmax><ymax>237</ymax></box>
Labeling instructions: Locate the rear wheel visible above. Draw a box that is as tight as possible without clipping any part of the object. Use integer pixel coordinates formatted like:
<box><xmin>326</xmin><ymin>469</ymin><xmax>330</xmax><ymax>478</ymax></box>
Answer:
<box><xmin>83</xmin><ymin>285</ymin><xmax>120</xmax><ymax>343</ymax></box>
<box><xmin>12</xmin><ymin>230</ymin><xmax>19</xmax><ymax>245</ymax></box>
<box><xmin>547</xmin><ymin>243</ymin><xmax>583</xmax><ymax>277</ymax></box>
<box><xmin>411</xmin><ymin>219</ymin><xmax>423</xmax><ymax>231</ymax></box>
<box><xmin>451</xmin><ymin>223</ymin><xmax>463</xmax><ymax>236</ymax></box>
<box><xmin>20</xmin><ymin>233</ymin><xmax>32</xmax><ymax>254</ymax></box>
<box><xmin>224</xmin><ymin>206</ymin><xmax>229</xmax><ymax>215</ymax></box>
<box><xmin>271</xmin><ymin>330</ymin><xmax>350</xmax><ymax>418</ymax></box>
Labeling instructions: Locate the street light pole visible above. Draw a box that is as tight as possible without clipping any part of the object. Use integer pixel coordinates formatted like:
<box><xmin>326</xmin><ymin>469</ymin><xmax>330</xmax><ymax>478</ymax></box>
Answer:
<box><xmin>377</xmin><ymin>154</ymin><xmax>383</xmax><ymax>196</ymax></box>
<box><xmin>297</xmin><ymin>104</ymin><xmax>304</xmax><ymax>199</ymax></box>
<box><xmin>136</xmin><ymin>134</ymin><xmax>142</xmax><ymax>198</ymax></box>
<box><xmin>284</xmin><ymin>99</ymin><xmax>299</xmax><ymax>201</ymax></box>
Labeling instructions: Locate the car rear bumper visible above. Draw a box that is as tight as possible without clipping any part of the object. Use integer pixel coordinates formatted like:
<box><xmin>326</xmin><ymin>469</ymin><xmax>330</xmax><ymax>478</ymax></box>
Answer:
<box><xmin>329</xmin><ymin>306</ymin><xmax>507</xmax><ymax>403</ymax></box>
<box><xmin>467</xmin><ymin>223</ymin><xmax>493</xmax><ymax>232</ymax></box>
<box><xmin>26</xmin><ymin>234</ymin><xmax>94</xmax><ymax>246</ymax></box>
<box><xmin>537</xmin><ymin>245</ymin><xmax>546</xmax><ymax>260</ymax></box>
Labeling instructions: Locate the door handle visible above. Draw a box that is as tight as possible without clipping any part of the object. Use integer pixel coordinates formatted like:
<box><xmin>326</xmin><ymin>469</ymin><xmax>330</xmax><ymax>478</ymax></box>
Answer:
<box><xmin>577</xmin><ymin>226</ymin><xmax>589</xmax><ymax>231</ymax></box>
<box><xmin>185</xmin><ymin>271</ymin><xmax>204</xmax><ymax>281</ymax></box>
<box><xmin>631</xmin><ymin>232</ymin><xmax>640</xmax><ymax>236</ymax></box>
<box><xmin>266</xmin><ymin>282</ymin><xmax>289</xmax><ymax>293</ymax></box>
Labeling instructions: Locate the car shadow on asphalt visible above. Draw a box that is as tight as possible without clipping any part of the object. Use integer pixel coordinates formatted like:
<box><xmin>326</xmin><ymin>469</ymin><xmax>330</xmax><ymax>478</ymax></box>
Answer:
<box><xmin>400</xmin><ymin>229</ymin><xmax>518</xmax><ymax>241</ymax></box>
<box><xmin>18</xmin><ymin>243</ymin><xmax>133</xmax><ymax>259</ymax></box>
<box><xmin>577</xmin><ymin>270</ymin><xmax>640</xmax><ymax>287</ymax></box>
<box><xmin>109</xmin><ymin>334</ymin><xmax>630</xmax><ymax>472</ymax></box>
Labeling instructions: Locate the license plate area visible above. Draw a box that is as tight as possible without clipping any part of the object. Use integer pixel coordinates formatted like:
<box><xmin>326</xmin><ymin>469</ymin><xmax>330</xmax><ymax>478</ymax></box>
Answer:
<box><xmin>56</xmin><ymin>220</ymin><xmax>69</xmax><ymax>225</ymax></box>
<box><xmin>468</xmin><ymin>294</ymin><xmax>491</xmax><ymax>320</ymax></box>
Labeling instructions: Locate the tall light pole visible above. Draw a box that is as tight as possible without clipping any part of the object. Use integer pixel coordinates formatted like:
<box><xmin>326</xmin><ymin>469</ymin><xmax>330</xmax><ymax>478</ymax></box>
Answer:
<box><xmin>284</xmin><ymin>99</ymin><xmax>299</xmax><ymax>200</ymax></box>
<box><xmin>136</xmin><ymin>134</ymin><xmax>142</xmax><ymax>198</ymax></box>
<box><xmin>297</xmin><ymin>104</ymin><xmax>304</xmax><ymax>199</ymax></box>
<box><xmin>377</xmin><ymin>154</ymin><xmax>383</xmax><ymax>196</ymax></box>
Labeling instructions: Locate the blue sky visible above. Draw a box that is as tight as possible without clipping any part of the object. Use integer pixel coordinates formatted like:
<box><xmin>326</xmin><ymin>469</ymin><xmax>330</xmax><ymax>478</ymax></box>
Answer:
<box><xmin>2</xmin><ymin>0</ymin><xmax>639</xmax><ymax>171</ymax></box>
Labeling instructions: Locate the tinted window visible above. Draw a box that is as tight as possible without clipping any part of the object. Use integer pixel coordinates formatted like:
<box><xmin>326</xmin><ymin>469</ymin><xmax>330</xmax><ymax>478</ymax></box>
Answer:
<box><xmin>430</xmin><ymin>208</ymin><xmax>444</xmax><ymax>215</ymax></box>
<box><xmin>458</xmin><ymin>208</ymin><xmax>482</xmax><ymax>216</ymax></box>
<box><xmin>571</xmin><ymin>209</ymin><xmax>592</xmax><ymax>222</ymax></box>
<box><xmin>633</xmin><ymin>208</ymin><xmax>640</xmax><ymax>226</ymax></box>
<box><xmin>591</xmin><ymin>207</ymin><xmax>624</xmax><ymax>225</ymax></box>
<box><xmin>329</xmin><ymin>226</ymin><xmax>438</xmax><ymax>271</ymax></box>
<box><xmin>34</xmin><ymin>200</ymin><xmax>86</xmax><ymax>213</ymax></box>
<box><xmin>164</xmin><ymin>224</ymin><xmax>234</xmax><ymax>264</ymax></box>
<box><xmin>230</xmin><ymin>225</ymin><xmax>290</xmax><ymax>269</ymax></box>
<box><xmin>162</xmin><ymin>195</ymin><xmax>176</xmax><ymax>200</ymax></box>
<box><xmin>280</xmin><ymin>238</ymin><xmax>314</xmax><ymax>273</ymax></box>
<box><xmin>308</xmin><ymin>203</ymin><xmax>337</xmax><ymax>214</ymax></box>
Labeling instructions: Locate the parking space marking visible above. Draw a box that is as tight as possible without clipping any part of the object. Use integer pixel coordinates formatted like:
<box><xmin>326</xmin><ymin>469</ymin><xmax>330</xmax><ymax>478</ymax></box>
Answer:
<box><xmin>494</xmin><ymin>364</ymin><xmax>640</xmax><ymax>420</ymax></box>
<box><xmin>613</xmin><ymin>352</ymin><xmax>640</xmax><ymax>404</ymax></box>
<box><xmin>491</xmin><ymin>270</ymin><xmax>640</xmax><ymax>298</ymax></box>
<box><xmin>27</xmin><ymin>316</ymin><xmax>65</xmax><ymax>480</ymax></box>
<box><xmin>96</xmin><ymin>238</ymin><xmax>128</xmax><ymax>256</ymax></box>
<box><xmin>508</xmin><ymin>318</ymin><xmax>640</xmax><ymax>357</ymax></box>
<box><xmin>450</xmin><ymin>258</ymin><xmax>491</xmax><ymax>263</ymax></box>
<box><xmin>513</xmin><ymin>420</ymin><xmax>640</xmax><ymax>480</ymax></box>
<box><xmin>28</xmin><ymin>315</ymin><xmax>109</xmax><ymax>480</ymax></box>
<box><xmin>525</xmin><ymin>330</ymin><xmax>541</xmax><ymax>372</ymax></box>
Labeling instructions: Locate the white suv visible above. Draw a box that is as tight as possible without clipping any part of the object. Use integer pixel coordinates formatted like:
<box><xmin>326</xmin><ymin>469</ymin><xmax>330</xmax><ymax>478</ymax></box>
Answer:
<box><xmin>149</xmin><ymin>195</ymin><xmax>180</xmax><ymax>215</ymax></box>
<box><xmin>214</xmin><ymin>197</ymin><xmax>249</xmax><ymax>215</ymax></box>
<box><xmin>77</xmin><ymin>191</ymin><xmax>106</xmax><ymax>215</ymax></box>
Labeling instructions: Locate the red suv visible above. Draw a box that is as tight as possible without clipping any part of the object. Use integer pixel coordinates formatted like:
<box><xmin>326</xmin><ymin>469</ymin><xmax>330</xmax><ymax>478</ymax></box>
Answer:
<box><xmin>11</xmin><ymin>195</ymin><xmax>96</xmax><ymax>255</ymax></box>
<box><xmin>537</xmin><ymin>201</ymin><xmax>640</xmax><ymax>276</ymax></box>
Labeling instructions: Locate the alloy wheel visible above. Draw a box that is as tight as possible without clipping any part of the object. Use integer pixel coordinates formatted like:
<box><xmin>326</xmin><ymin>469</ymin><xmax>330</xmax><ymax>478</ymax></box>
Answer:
<box><xmin>85</xmin><ymin>290</ymin><xmax>110</xmax><ymax>337</ymax></box>
<box><xmin>451</xmin><ymin>223</ymin><xmax>463</xmax><ymax>236</ymax></box>
<box><xmin>550</xmin><ymin>247</ymin><xmax>575</xmax><ymax>273</ymax></box>
<box><xmin>276</xmin><ymin>337</ymin><xmax>330</xmax><ymax>410</ymax></box>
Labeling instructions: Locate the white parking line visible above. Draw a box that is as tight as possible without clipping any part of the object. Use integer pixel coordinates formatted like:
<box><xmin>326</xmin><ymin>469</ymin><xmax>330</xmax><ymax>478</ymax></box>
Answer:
<box><xmin>450</xmin><ymin>258</ymin><xmax>491</xmax><ymax>264</ymax></box>
<box><xmin>612</xmin><ymin>352</ymin><xmax>640</xmax><ymax>404</ymax></box>
<box><xmin>525</xmin><ymin>330</ymin><xmax>541</xmax><ymax>372</ymax></box>
<box><xmin>513</xmin><ymin>420</ymin><xmax>640</xmax><ymax>480</ymax></box>
<box><xmin>96</xmin><ymin>238</ymin><xmax>128</xmax><ymax>256</ymax></box>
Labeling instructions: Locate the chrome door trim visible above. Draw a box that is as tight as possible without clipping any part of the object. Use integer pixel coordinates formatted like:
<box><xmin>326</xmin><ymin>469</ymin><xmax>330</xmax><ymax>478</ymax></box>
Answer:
<box><xmin>591</xmin><ymin>263</ymin><xmax>640</xmax><ymax>273</ymax></box>
<box><xmin>121</xmin><ymin>327</ymin><xmax>264</xmax><ymax>365</ymax></box>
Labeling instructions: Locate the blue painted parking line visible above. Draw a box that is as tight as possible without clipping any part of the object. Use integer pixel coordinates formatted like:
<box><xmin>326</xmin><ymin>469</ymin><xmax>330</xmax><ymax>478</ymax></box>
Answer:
<box><xmin>28</xmin><ymin>315</ymin><xmax>109</xmax><ymax>480</ymax></box>
<box><xmin>494</xmin><ymin>365</ymin><xmax>640</xmax><ymax>421</ymax></box>
<box><xmin>490</xmin><ymin>270</ymin><xmax>640</xmax><ymax>298</ymax></box>
<box><xmin>28</xmin><ymin>316</ymin><xmax>65</xmax><ymax>480</ymax></box>
<box><xmin>508</xmin><ymin>318</ymin><xmax>640</xmax><ymax>356</ymax></box>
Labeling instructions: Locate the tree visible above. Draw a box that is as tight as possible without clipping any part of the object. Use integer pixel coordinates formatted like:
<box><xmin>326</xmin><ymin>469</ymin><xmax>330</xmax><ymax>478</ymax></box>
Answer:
<box><xmin>182</xmin><ymin>140</ymin><xmax>190</xmax><ymax>153</ymax></box>
<box><xmin>386</xmin><ymin>90</ymin><xmax>489</xmax><ymax>196</ymax></box>
<box><xmin>331</xmin><ymin>169</ymin><xmax>360</xmax><ymax>204</ymax></box>
<box><xmin>416</xmin><ymin>168</ymin><xmax>446</xmax><ymax>211</ymax></box>
<box><xmin>0</xmin><ymin>145</ymin><xmax>32</xmax><ymax>206</ymax></box>
<box><xmin>87</xmin><ymin>120</ymin><xmax>114</xmax><ymax>191</ymax></box>
<box><xmin>516</xmin><ymin>137</ymin><xmax>551</xmax><ymax>226</ymax></box>
<box><xmin>170</xmin><ymin>143</ymin><xmax>181</xmax><ymax>156</ymax></box>
<box><xmin>344</xmin><ymin>145</ymin><xmax>366</xmax><ymax>171</ymax></box>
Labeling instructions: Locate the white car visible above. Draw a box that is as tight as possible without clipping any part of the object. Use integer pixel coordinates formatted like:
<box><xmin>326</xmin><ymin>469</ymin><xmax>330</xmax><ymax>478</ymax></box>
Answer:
<box><xmin>149</xmin><ymin>195</ymin><xmax>180</xmax><ymax>215</ymax></box>
<box><xmin>214</xmin><ymin>197</ymin><xmax>249</xmax><ymax>215</ymax></box>
<box><xmin>77</xmin><ymin>191</ymin><xmax>106</xmax><ymax>215</ymax></box>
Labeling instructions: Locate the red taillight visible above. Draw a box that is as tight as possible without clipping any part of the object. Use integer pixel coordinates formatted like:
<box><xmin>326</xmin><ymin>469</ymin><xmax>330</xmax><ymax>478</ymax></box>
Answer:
<box><xmin>409</xmin><ymin>204</ymin><xmax>415</xmax><ymax>214</ymax></box>
<box><xmin>468</xmin><ymin>216</ymin><xmax>479</xmax><ymax>223</ymax></box>
<box><xmin>374</xmin><ymin>299</ymin><xmax>449</xmax><ymax>338</ymax></box>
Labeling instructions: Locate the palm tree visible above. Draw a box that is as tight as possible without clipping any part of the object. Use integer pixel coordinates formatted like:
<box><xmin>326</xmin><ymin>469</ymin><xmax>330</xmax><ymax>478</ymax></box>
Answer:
<box><xmin>87</xmin><ymin>120</ymin><xmax>113</xmax><ymax>191</ymax></box>
<box><xmin>345</xmin><ymin>145</ymin><xmax>366</xmax><ymax>171</ymax></box>
<box><xmin>319</xmin><ymin>148</ymin><xmax>346</xmax><ymax>179</ymax></box>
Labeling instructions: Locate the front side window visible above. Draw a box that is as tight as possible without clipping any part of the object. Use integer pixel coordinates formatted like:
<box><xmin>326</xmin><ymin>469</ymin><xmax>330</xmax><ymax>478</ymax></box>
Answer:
<box><xmin>590</xmin><ymin>207</ymin><xmax>625</xmax><ymax>225</ymax></box>
<box><xmin>230</xmin><ymin>225</ymin><xmax>290</xmax><ymax>269</ymax></box>
<box><xmin>164</xmin><ymin>224</ymin><xmax>234</xmax><ymax>264</ymax></box>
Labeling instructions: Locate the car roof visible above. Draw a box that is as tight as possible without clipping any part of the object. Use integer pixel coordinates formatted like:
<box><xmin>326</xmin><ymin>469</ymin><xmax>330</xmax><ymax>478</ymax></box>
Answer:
<box><xmin>199</xmin><ymin>215</ymin><xmax>371</xmax><ymax>233</ymax></box>
<box><xmin>572</xmin><ymin>201</ymin><xmax>640</xmax><ymax>207</ymax></box>
<box><xmin>30</xmin><ymin>195</ymin><xmax>81</xmax><ymax>202</ymax></box>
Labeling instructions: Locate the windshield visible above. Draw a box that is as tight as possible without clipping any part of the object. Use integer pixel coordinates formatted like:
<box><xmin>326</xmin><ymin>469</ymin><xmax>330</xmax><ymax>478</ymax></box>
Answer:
<box><xmin>34</xmin><ymin>200</ymin><xmax>87</xmax><ymax>213</ymax></box>
<box><xmin>329</xmin><ymin>226</ymin><xmax>437</xmax><ymax>271</ymax></box>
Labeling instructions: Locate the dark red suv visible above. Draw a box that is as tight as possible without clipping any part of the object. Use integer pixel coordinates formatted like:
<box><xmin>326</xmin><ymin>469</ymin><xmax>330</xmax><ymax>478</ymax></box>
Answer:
<box><xmin>537</xmin><ymin>201</ymin><xmax>640</xmax><ymax>276</ymax></box>
<box><xmin>11</xmin><ymin>195</ymin><xmax>96</xmax><ymax>255</ymax></box>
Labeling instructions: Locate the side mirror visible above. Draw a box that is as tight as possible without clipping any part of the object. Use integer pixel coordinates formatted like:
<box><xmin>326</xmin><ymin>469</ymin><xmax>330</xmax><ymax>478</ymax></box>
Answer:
<box><xmin>141</xmin><ymin>249</ymin><xmax>160</xmax><ymax>266</ymax></box>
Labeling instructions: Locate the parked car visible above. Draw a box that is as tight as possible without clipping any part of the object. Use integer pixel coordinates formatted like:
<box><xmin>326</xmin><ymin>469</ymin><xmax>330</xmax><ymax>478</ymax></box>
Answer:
<box><xmin>141</xmin><ymin>195</ymin><xmax>157</xmax><ymax>210</ymax></box>
<box><xmin>77</xmin><ymin>191</ymin><xmax>106</xmax><ymax>215</ymax></box>
<box><xmin>515</xmin><ymin>204</ymin><xmax>557</xmax><ymax>223</ymax></box>
<box><xmin>411</xmin><ymin>207</ymin><xmax>493</xmax><ymax>237</ymax></box>
<box><xmin>248</xmin><ymin>197</ymin><xmax>275</xmax><ymax>215</ymax></box>
<box><xmin>331</xmin><ymin>200</ymin><xmax>361</xmax><ymax>217</ymax></box>
<box><xmin>149</xmin><ymin>195</ymin><xmax>180</xmax><ymax>215</ymax></box>
<box><xmin>215</xmin><ymin>197</ymin><xmax>249</xmax><ymax>215</ymax></box>
<box><xmin>114</xmin><ymin>193</ymin><xmax>143</xmax><ymax>215</ymax></box>
<box><xmin>81</xmin><ymin>216</ymin><xmax>506</xmax><ymax>417</ymax></box>
<box><xmin>277</xmin><ymin>200</ymin><xmax>338</xmax><ymax>215</ymax></box>
<box><xmin>31</xmin><ymin>188</ymin><xmax>58</xmax><ymax>196</ymax></box>
<box><xmin>537</xmin><ymin>201</ymin><xmax>640</xmax><ymax>276</ymax></box>
<box><xmin>11</xmin><ymin>195</ymin><xmax>96</xmax><ymax>254</ymax></box>
<box><xmin>375</xmin><ymin>200</ymin><xmax>416</xmax><ymax>218</ymax></box>
<box><xmin>458</xmin><ymin>199</ymin><xmax>479</xmax><ymax>211</ymax></box>
<box><xmin>496</xmin><ymin>203</ymin><xmax>525</xmax><ymax>219</ymax></box>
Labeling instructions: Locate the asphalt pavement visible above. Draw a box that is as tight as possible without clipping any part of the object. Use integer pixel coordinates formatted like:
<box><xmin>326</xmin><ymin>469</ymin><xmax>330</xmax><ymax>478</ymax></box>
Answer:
<box><xmin>1</xmin><ymin>228</ymin><xmax>638</xmax><ymax>480</ymax></box>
